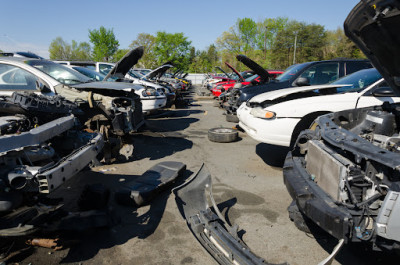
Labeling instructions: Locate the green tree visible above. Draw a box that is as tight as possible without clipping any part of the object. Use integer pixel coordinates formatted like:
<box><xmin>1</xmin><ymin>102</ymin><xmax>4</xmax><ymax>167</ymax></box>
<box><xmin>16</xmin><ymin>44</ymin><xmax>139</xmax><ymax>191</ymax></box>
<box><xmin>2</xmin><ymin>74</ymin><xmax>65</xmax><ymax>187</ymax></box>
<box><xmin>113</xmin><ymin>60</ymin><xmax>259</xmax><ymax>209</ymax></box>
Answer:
<box><xmin>49</xmin><ymin>37</ymin><xmax>71</xmax><ymax>60</ymax></box>
<box><xmin>153</xmin><ymin>31</ymin><xmax>192</xmax><ymax>70</ymax></box>
<box><xmin>129</xmin><ymin>33</ymin><xmax>157</xmax><ymax>68</ymax></box>
<box><xmin>237</xmin><ymin>18</ymin><xmax>257</xmax><ymax>55</ymax></box>
<box><xmin>216</xmin><ymin>26</ymin><xmax>242</xmax><ymax>55</ymax></box>
<box><xmin>88</xmin><ymin>26</ymin><xmax>119</xmax><ymax>62</ymax></box>
<box><xmin>255</xmin><ymin>17</ymin><xmax>288</xmax><ymax>66</ymax></box>
<box><xmin>48</xmin><ymin>37</ymin><xmax>91</xmax><ymax>60</ymax></box>
<box><xmin>270</xmin><ymin>21</ymin><xmax>328</xmax><ymax>68</ymax></box>
<box><xmin>111</xmin><ymin>49</ymin><xmax>130</xmax><ymax>63</ymax></box>
<box><xmin>323</xmin><ymin>28</ymin><xmax>365</xmax><ymax>59</ymax></box>
<box><xmin>70</xmin><ymin>40</ymin><xmax>91</xmax><ymax>60</ymax></box>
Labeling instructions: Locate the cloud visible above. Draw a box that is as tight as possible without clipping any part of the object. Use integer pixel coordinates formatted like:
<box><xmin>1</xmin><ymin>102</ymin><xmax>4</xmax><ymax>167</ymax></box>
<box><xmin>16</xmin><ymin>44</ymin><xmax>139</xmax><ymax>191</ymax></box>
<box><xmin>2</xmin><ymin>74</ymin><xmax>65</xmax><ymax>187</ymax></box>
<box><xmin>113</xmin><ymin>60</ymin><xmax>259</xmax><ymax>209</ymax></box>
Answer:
<box><xmin>0</xmin><ymin>35</ymin><xmax>49</xmax><ymax>58</ymax></box>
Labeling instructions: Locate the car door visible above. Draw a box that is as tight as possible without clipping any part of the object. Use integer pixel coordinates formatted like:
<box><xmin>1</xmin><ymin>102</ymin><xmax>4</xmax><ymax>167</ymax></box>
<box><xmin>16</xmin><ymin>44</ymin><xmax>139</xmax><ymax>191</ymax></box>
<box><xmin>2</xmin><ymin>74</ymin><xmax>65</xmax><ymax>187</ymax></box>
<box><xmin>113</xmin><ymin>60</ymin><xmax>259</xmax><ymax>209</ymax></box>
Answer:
<box><xmin>0</xmin><ymin>63</ymin><xmax>47</xmax><ymax>96</ymax></box>
<box><xmin>356</xmin><ymin>80</ymin><xmax>400</xmax><ymax>108</ymax></box>
<box><xmin>297</xmin><ymin>62</ymin><xmax>340</xmax><ymax>86</ymax></box>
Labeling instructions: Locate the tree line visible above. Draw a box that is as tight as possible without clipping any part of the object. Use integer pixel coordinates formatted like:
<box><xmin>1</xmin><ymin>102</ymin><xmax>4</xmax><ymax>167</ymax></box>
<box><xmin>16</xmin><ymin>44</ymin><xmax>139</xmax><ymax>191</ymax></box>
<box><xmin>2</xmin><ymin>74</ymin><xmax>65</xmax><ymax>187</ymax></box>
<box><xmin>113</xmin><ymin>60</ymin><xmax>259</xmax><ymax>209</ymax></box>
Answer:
<box><xmin>48</xmin><ymin>17</ymin><xmax>365</xmax><ymax>73</ymax></box>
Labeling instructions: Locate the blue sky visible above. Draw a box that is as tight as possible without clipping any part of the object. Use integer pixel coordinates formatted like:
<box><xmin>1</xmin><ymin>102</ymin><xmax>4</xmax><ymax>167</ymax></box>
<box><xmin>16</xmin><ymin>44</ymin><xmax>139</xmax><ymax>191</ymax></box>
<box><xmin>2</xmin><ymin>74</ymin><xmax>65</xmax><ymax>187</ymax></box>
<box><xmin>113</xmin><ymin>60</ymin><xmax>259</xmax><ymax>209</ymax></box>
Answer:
<box><xmin>1</xmin><ymin>0</ymin><xmax>360</xmax><ymax>58</ymax></box>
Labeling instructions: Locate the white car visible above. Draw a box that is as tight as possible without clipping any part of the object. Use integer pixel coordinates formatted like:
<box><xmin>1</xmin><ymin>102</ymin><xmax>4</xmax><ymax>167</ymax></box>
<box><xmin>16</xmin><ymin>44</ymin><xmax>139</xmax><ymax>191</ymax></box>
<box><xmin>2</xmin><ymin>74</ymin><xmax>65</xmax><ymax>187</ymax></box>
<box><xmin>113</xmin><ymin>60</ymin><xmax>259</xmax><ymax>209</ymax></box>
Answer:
<box><xmin>0</xmin><ymin>57</ymin><xmax>166</xmax><ymax>114</ymax></box>
<box><xmin>238</xmin><ymin>68</ymin><xmax>400</xmax><ymax>147</ymax></box>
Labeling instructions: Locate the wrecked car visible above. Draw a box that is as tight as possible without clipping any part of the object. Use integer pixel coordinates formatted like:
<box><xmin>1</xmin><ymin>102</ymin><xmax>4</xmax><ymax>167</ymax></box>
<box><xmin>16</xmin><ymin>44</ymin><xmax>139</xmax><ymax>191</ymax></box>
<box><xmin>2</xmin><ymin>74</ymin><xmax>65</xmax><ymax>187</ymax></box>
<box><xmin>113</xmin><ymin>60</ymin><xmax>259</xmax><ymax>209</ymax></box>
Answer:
<box><xmin>284</xmin><ymin>0</ymin><xmax>400</xmax><ymax>252</ymax></box>
<box><xmin>238</xmin><ymin>68</ymin><xmax>399</xmax><ymax>147</ymax></box>
<box><xmin>0</xmin><ymin>92</ymin><xmax>103</xmax><ymax>236</ymax></box>
<box><xmin>102</xmin><ymin>47</ymin><xmax>171</xmax><ymax>111</ymax></box>
<box><xmin>224</xmin><ymin>58</ymin><xmax>373</xmax><ymax>117</ymax></box>
<box><xmin>0</xmin><ymin>56</ymin><xmax>145</xmax><ymax>160</ymax></box>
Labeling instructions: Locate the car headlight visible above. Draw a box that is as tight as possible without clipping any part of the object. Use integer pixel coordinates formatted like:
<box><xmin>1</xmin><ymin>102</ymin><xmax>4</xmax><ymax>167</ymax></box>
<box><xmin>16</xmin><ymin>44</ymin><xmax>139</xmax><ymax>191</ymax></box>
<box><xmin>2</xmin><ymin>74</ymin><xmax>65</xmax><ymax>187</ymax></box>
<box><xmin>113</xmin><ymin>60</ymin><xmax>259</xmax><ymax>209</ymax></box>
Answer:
<box><xmin>142</xmin><ymin>88</ymin><xmax>157</xmax><ymax>97</ymax></box>
<box><xmin>250</xmin><ymin>107</ymin><xmax>276</xmax><ymax>119</ymax></box>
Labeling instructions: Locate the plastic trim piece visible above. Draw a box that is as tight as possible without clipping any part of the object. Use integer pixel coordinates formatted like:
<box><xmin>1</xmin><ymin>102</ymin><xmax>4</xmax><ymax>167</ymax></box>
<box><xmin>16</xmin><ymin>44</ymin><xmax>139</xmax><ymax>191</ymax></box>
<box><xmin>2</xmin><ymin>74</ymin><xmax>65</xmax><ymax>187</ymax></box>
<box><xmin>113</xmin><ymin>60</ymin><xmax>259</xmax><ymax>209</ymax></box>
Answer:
<box><xmin>174</xmin><ymin>164</ymin><xmax>287</xmax><ymax>265</ymax></box>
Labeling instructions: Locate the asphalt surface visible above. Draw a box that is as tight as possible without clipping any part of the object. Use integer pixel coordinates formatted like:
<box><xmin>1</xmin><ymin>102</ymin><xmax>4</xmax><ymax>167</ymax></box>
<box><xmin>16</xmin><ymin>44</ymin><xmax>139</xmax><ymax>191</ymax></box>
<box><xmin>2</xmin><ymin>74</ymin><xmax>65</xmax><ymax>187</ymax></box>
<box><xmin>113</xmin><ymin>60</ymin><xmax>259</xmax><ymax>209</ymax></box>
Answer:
<box><xmin>6</xmin><ymin>86</ymin><xmax>399</xmax><ymax>265</ymax></box>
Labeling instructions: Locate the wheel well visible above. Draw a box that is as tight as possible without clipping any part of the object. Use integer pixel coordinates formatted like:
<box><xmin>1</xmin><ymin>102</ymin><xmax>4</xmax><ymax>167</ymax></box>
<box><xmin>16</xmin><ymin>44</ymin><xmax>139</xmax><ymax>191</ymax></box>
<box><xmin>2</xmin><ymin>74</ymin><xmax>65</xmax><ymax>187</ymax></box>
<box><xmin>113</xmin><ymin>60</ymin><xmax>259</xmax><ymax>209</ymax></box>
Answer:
<box><xmin>290</xmin><ymin>111</ymin><xmax>331</xmax><ymax>147</ymax></box>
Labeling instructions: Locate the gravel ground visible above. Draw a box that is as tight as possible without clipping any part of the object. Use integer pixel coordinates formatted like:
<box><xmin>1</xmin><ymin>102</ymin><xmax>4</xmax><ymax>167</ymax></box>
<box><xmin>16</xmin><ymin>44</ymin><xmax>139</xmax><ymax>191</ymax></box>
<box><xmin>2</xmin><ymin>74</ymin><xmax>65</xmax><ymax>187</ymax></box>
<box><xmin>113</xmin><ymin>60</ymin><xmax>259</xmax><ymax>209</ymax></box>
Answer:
<box><xmin>4</xmin><ymin>86</ymin><xmax>398</xmax><ymax>265</ymax></box>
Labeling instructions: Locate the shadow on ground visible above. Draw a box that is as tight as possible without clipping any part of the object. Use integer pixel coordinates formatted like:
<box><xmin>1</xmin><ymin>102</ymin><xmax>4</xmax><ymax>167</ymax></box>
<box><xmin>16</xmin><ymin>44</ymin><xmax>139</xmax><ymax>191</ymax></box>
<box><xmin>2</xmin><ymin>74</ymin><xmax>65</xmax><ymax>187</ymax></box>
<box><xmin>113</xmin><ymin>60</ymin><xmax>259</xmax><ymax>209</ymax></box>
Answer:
<box><xmin>56</xmin><ymin>168</ymin><xmax>194</xmax><ymax>263</ymax></box>
<box><xmin>255</xmin><ymin>143</ymin><xmax>291</xmax><ymax>168</ymax></box>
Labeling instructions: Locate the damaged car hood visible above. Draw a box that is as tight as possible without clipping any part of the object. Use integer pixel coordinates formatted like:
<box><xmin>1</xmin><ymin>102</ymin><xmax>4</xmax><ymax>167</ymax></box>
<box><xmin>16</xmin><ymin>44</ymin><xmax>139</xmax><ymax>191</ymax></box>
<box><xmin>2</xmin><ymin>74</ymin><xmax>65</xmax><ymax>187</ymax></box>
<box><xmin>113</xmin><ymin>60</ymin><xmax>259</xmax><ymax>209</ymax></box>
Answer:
<box><xmin>249</xmin><ymin>84</ymin><xmax>350</xmax><ymax>103</ymax></box>
<box><xmin>236</xmin><ymin>54</ymin><xmax>271</xmax><ymax>83</ymax></box>
<box><xmin>142</xmin><ymin>64</ymin><xmax>173</xmax><ymax>80</ymax></box>
<box><xmin>225</xmin><ymin>62</ymin><xmax>244</xmax><ymax>82</ymax></box>
<box><xmin>104</xmin><ymin>46</ymin><xmax>144</xmax><ymax>80</ymax></box>
<box><xmin>344</xmin><ymin>0</ymin><xmax>400</xmax><ymax>95</ymax></box>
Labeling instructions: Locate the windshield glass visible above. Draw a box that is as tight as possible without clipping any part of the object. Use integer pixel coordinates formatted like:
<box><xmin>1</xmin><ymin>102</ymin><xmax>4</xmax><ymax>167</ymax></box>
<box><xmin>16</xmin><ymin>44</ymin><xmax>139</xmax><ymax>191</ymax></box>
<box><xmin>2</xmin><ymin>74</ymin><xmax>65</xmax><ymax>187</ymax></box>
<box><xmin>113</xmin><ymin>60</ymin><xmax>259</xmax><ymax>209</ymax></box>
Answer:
<box><xmin>73</xmin><ymin>66</ymin><xmax>106</xmax><ymax>81</ymax></box>
<box><xmin>331</xmin><ymin>68</ymin><xmax>382</xmax><ymax>93</ymax></box>
<box><xmin>245</xmin><ymin>74</ymin><xmax>259</xmax><ymax>82</ymax></box>
<box><xmin>98</xmin><ymin>63</ymin><xmax>114</xmax><ymax>75</ymax></box>
<box><xmin>128</xmin><ymin>70</ymin><xmax>143</xmax><ymax>79</ymax></box>
<box><xmin>26</xmin><ymin>60</ymin><xmax>91</xmax><ymax>85</ymax></box>
<box><xmin>275</xmin><ymin>63</ymin><xmax>311</xmax><ymax>82</ymax></box>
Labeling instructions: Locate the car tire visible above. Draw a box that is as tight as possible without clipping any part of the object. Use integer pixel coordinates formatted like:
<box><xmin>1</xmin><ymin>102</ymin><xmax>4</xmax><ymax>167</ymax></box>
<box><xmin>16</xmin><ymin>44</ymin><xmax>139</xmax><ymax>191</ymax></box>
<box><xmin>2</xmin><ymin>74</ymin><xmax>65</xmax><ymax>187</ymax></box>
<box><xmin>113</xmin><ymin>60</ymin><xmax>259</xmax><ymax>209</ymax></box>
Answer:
<box><xmin>208</xmin><ymin>128</ymin><xmax>238</xmax><ymax>143</ymax></box>
<box><xmin>226</xmin><ymin>113</ymin><xmax>239</xmax><ymax>123</ymax></box>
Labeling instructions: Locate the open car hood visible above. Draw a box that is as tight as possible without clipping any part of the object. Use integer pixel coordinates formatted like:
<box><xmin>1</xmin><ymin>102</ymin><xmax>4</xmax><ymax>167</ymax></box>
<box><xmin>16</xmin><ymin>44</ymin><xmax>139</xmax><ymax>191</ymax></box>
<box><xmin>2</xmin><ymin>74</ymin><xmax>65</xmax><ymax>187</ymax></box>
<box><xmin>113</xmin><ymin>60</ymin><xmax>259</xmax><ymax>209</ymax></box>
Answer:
<box><xmin>215</xmin><ymin>66</ymin><xmax>231</xmax><ymax>79</ymax></box>
<box><xmin>142</xmin><ymin>64</ymin><xmax>173</xmax><ymax>80</ymax></box>
<box><xmin>344</xmin><ymin>0</ymin><xmax>400</xmax><ymax>95</ymax></box>
<box><xmin>225</xmin><ymin>62</ymin><xmax>244</xmax><ymax>82</ymax></box>
<box><xmin>104</xmin><ymin>46</ymin><xmax>144</xmax><ymax>81</ymax></box>
<box><xmin>236</xmin><ymin>54</ymin><xmax>271</xmax><ymax>83</ymax></box>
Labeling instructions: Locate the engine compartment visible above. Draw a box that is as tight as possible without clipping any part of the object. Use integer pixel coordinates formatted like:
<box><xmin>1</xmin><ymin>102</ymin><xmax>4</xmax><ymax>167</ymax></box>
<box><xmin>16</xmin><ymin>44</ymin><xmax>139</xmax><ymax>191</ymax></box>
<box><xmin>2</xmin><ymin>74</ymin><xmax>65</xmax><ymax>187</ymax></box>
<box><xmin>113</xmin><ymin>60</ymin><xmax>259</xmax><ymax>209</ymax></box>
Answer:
<box><xmin>289</xmin><ymin>103</ymin><xmax>400</xmax><ymax>250</ymax></box>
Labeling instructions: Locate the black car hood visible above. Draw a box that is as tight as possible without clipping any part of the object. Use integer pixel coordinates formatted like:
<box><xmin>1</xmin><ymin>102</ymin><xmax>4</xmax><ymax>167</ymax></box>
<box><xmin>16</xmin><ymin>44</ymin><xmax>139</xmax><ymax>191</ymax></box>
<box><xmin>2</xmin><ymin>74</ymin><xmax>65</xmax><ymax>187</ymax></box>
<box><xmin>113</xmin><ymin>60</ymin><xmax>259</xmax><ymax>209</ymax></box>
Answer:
<box><xmin>104</xmin><ymin>46</ymin><xmax>144</xmax><ymax>81</ymax></box>
<box><xmin>143</xmin><ymin>64</ymin><xmax>173</xmax><ymax>80</ymax></box>
<box><xmin>236</xmin><ymin>54</ymin><xmax>271</xmax><ymax>83</ymax></box>
<box><xmin>344</xmin><ymin>0</ymin><xmax>400</xmax><ymax>95</ymax></box>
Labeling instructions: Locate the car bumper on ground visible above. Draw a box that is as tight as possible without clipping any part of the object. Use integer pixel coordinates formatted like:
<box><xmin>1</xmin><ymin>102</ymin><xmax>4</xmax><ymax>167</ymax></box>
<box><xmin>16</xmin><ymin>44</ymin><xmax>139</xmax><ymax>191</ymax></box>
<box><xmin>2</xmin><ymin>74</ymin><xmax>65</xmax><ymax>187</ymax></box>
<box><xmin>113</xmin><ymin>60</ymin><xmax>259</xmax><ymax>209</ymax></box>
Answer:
<box><xmin>174</xmin><ymin>164</ymin><xmax>284</xmax><ymax>265</ymax></box>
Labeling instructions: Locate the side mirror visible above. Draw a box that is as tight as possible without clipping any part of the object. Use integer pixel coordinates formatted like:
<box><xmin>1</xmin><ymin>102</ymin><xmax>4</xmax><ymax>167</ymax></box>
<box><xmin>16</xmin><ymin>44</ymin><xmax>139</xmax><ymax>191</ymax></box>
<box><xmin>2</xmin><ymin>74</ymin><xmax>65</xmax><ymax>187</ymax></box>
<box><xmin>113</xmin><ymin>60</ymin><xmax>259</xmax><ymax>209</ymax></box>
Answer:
<box><xmin>221</xmin><ymin>88</ymin><xmax>226</xmax><ymax>92</ymax></box>
<box><xmin>372</xmin><ymin>87</ymin><xmax>395</xmax><ymax>97</ymax></box>
<box><xmin>36</xmin><ymin>80</ymin><xmax>51</xmax><ymax>93</ymax></box>
<box><xmin>295</xmin><ymin>77</ymin><xmax>310</xmax><ymax>86</ymax></box>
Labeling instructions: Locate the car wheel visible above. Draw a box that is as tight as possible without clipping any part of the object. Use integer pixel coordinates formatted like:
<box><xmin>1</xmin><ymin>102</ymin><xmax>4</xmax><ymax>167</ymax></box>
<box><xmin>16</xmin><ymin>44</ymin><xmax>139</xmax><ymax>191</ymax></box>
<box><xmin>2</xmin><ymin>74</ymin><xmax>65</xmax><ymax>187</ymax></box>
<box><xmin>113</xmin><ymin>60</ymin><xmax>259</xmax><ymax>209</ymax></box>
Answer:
<box><xmin>208</xmin><ymin>128</ymin><xmax>238</xmax><ymax>143</ymax></box>
<box><xmin>226</xmin><ymin>113</ymin><xmax>239</xmax><ymax>123</ymax></box>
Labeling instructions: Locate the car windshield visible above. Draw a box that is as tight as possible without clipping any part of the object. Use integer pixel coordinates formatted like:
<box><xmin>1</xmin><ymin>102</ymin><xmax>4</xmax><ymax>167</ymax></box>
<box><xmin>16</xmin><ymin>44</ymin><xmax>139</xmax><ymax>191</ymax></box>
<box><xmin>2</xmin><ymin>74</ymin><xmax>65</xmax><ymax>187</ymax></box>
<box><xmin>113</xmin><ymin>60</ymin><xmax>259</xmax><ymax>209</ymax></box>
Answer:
<box><xmin>26</xmin><ymin>60</ymin><xmax>91</xmax><ymax>85</ymax></box>
<box><xmin>98</xmin><ymin>63</ymin><xmax>114</xmax><ymax>75</ymax></box>
<box><xmin>72</xmin><ymin>66</ymin><xmax>106</xmax><ymax>81</ymax></box>
<box><xmin>331</xmin><ymin>68</ymin><xmax>382</xmax><ymax>93</ymax></box>
<box><xmin>245</xmin><ymin>74</ymin><xmax>259</xmax><ymax>82</ymax></box>
<box><xmin>275</xmin><ymin>63</ymin><xmax>311</xmax><ymax>82</ymax></box>
<box><xmin>128</xmin><ymin>70</ymin><xmax>143</xmax><ymax>79</ymax></box>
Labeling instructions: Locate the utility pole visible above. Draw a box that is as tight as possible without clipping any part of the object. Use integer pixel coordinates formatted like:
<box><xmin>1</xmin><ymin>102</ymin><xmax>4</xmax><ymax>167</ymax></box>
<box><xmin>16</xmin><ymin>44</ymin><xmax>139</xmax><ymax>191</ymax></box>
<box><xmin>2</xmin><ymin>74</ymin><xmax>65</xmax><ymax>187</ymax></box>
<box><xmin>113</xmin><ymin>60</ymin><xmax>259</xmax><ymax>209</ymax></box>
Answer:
<box><xmin>293</xmin><ymin>31</ymin><xmax>298</xmax><ymax>64</ymax></box>
<box><xmin>264</xmin><ymin>26</ymin><xmax>268</xmax><ymax>61</ymax></box>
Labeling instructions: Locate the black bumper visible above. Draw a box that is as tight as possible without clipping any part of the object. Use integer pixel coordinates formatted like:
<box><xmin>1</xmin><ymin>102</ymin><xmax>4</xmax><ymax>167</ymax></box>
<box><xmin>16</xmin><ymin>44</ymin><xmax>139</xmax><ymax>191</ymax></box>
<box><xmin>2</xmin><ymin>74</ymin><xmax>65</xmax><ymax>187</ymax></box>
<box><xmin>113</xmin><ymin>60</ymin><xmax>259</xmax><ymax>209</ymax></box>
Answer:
<box><xmin>283</xmin><ymin>152</ymin><xmax>353</xmax><ymax>242</ymax></box>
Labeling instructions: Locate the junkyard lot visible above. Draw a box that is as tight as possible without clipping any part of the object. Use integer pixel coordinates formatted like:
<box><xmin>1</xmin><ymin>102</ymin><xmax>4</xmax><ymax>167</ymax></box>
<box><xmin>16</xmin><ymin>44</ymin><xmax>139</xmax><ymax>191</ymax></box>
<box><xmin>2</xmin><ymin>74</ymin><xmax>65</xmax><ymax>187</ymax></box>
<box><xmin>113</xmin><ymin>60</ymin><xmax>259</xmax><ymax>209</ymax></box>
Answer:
<box><xmin>21</xmin><ymin>88</ymin><xmax>396</xmax><ymax>265</ymax></box>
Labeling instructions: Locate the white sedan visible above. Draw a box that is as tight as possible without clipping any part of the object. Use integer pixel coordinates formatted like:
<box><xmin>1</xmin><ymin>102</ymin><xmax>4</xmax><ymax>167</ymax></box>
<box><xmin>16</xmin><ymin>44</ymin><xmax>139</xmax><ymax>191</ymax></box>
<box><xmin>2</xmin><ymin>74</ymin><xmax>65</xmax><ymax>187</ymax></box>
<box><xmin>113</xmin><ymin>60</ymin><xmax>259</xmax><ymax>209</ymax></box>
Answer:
<box><xmin>237</xmin><ymin>68</ymin><xmax>400</xmax><ymax>147</ymax></box>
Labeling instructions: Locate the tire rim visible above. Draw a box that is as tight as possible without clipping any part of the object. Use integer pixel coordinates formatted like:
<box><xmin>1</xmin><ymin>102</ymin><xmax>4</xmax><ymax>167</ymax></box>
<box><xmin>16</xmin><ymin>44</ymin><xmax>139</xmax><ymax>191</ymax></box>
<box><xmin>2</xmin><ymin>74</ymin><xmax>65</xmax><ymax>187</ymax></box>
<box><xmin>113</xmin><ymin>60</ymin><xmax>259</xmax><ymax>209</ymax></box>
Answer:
<box><xmin>213</xmin><ymin>128</ymin><xmax>234</xmax><ymax>133</ymax></box>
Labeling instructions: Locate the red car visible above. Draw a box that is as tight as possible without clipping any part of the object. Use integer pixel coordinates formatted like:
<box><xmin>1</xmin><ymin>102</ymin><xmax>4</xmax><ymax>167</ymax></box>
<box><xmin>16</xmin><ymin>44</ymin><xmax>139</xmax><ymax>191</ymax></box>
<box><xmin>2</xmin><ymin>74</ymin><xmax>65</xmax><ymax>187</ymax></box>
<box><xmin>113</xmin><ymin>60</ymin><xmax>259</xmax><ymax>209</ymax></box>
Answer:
<box><xmin>211</xmin><ymin>62</ymin><xmax>283</xmax><ymax>97</ymax></box>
